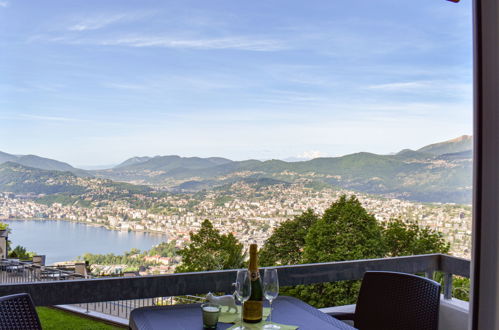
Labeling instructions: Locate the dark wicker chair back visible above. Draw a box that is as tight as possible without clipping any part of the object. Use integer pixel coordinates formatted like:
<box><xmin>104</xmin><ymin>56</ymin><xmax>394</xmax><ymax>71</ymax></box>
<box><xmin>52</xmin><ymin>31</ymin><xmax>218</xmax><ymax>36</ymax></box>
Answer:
<box><xmin>354</xmin><ymin>271</ymin><xmax>441</xmax><ymax>330</ymax></box>
<box><xmin>0</xmin><ymin>293</ymin><xmax>42</xmax><ymax>330</ymax></box>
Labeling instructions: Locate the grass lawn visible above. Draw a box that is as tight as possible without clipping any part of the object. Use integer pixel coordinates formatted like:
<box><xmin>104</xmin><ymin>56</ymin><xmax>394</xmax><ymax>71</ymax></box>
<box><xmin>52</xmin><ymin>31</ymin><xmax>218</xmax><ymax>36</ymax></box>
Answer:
<box><xmin>36</xmin><ymin>307</ymin><xmax>124</xmax><ymax>330</ymax></box>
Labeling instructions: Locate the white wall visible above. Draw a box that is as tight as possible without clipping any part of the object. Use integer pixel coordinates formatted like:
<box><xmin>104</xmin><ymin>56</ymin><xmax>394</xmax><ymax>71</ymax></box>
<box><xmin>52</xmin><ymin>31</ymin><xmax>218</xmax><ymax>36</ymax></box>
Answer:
<box><xmin>439</xmin><ymin>297</ymin><xmax>469</xmax><ymax>330</ymax></box>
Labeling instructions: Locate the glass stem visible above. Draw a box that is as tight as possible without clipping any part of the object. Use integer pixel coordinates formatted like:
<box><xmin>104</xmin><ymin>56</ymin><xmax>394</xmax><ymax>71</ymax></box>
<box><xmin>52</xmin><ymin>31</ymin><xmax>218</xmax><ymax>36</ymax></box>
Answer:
<box><xmin>240</xmin><ymin>302</ymin><xmax>244</xmax><ymax>328</ymax></box>
<box><xmin>269</xmin><ymin>300</ymin><xmax>272</xmax><ymax>324</ymax></box>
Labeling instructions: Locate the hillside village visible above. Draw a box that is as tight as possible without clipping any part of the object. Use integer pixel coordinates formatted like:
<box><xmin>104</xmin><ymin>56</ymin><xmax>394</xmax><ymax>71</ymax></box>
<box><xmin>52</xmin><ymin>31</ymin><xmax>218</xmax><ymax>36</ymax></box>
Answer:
<box><xmin>0</xmin><ymin>136</ymin><xmax>473</xmax><ymax>274</ymax></box>
<box><xmin>0</xmin><ymin>180</ymin><xmax>471</xmax><ymax>267</ymax></box>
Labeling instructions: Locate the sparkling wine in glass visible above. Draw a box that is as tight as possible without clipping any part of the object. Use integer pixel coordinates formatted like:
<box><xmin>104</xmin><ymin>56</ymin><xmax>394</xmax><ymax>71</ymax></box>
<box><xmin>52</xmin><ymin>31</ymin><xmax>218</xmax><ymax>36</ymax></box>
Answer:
<box><xmin>263</xmin><ymin>268</ymin><xmax>280</xmax><ymax>329</ymax></box>
<box><xmin>233</xmin><ymin>269</ymin><xmax>251</xmax><ymax>330</ymax></box>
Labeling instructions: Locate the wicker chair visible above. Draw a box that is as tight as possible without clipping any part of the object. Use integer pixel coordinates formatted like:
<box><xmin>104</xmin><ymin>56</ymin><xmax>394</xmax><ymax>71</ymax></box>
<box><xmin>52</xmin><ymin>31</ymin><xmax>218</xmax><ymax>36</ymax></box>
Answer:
<box><xmin>330</xmin><ymin>271</ymin><xmax>441</xmax><ymax>330</ymax></box>
<box><xmin>0</xmin><ymin>293</ymin><xmax>42</xmax><ymax>330</ymax></box>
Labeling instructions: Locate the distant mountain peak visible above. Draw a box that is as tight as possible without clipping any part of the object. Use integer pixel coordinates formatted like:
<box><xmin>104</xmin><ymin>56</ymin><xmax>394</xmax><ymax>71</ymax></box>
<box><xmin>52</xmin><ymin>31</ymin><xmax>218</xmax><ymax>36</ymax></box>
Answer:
<box><xmin>449</xmin><ymin>135</ymin><xmax>472</xmax><ymax>143</ymax></box>
<box><xmin>114</xmin><ymin>156</ymin><xmax>152</xmax><ymax>169</ymax></box>
<box><xmin>417</xmin><ymin>135</ymin><xmax>472</xmax><ymax>156</ymax></box>
<box><xmin>112</xmin><ymin>155</ymin><xmax>233</xmax><ymax>172</ymax></box>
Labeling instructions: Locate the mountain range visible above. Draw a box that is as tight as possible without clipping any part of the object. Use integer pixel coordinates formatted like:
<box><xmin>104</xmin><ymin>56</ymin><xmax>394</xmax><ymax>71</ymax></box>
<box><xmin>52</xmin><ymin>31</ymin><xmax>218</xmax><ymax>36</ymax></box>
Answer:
<box><xmin>0</xmin><ymin>151</ymin><xmax>88</xmax><ymax>176</ymax></box>
<box><xmin>0</xmin><ymin>135</ymin><xmax>473</xmax><ymax>204</ymax></box>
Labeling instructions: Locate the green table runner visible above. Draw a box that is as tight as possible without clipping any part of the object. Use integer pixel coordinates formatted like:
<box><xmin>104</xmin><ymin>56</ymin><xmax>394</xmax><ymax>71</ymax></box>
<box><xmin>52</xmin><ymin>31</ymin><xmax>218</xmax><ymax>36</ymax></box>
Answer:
<box><xmin>220</xmin><ymin>306</ymin><xmax>298</xmax><ymax>329</ymax></box>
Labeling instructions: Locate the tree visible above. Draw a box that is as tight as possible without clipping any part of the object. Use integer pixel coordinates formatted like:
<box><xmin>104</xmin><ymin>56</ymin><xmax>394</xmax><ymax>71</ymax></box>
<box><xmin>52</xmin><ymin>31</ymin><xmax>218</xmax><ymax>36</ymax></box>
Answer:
<box><xmin>8</xmin><ymin>245</ymin><xmax>35</xmax><ymax>260</ymax></box>
<box><xmin>260</xmin><ymin>209</ymin><xmax>319</xmax><ymax>267</ymax></box>
<box><xmin>383</xmin><ymin>219</ymin><xmax>450</xmax><ymax>256</ymax></box>
<box><xmin>125</xmin><ymin>248</ymin><xmax>141</xmax><ymax>257</ymax></box>
<box><xmin>176</xmin><ymin>219</ymin><xmax>245</xmax><ymax>273</ymax></box>
<box><xmin>149</xmin><ymin>241</ymin><xmax>177</xmax><ymax>257</ymax></box>
<box><xmin>290</xmin><ymin>195</ymin><xmax>386</xmax><ymax>307</ymax></box>
<box><xmin>259</xmin><ymin>195</ymin><xmax>452</xmax><ymax>308</ymax></box>
<box><xmin>304</xmin><ymin>195</ymin><xmax>386</xmax><ymax>263</ymax></box>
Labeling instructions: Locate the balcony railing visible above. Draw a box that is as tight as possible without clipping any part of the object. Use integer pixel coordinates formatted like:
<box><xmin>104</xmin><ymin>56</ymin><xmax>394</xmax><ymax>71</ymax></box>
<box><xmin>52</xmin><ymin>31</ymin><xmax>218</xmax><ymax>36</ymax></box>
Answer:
<box><xmin>0</xmin><ymin>259</ymin><xmax>86</xmax><ymax>283</ymax></box>
<box><xmin>0</xmin><ymin>253</ymin><xmax>469</xmax><ymax>309</ymax></box>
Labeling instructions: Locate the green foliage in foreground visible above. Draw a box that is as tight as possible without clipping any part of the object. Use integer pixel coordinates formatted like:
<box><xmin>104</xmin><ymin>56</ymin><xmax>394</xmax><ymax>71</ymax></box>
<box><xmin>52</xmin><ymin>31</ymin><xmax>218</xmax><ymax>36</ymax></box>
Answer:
<box><xmin>304</xmin><ymin>195</ymin><xmax>386</xmax><ymax>263</ymax></box>
<box><xmin>433</xmin><ymin>272</ymin><xmax>470</xmax><ymax>302</ymax></box>
<box><xmin>289</xmin><ymin>195</ymin><xmax>386</xmax><ymax>308</ymax></box>
<box><xmin>176</xmin><ymin>219</ymin><xmax>244</xmax><ymax>272</ymax></box>
<box><xmin>175</xmin><ymin>194</ymin><xmax>457</xmax><ymax>307</ymax></box>
<box><xmin>451</xmin><ymin>276</ymin><xmax>470</xmax><ymax>301</ymax></box>
<box><xmin>37</xmin><ymin>307</ymin><xmax>123</xmax><ymax>330</ymax></box>
<box><xmin>260</xmin><ymin>209</ymin><xmax>319</xmax><ymax>266</ymax></box>
<box><xmin>383</xmin><ymin>219</ymin><xmax>450</xmax><ymax>256</ymax></box>
<box><xmin>261</xmin><ymin>195</ymin><xmax>452</xmax><ymax>308</ymax></box>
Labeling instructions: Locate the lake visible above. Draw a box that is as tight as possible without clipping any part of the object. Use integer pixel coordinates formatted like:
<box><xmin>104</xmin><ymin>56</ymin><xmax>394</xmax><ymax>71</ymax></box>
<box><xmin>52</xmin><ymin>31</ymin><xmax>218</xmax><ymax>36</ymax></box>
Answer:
<box><xmin>3</xmin><ymin>220</ymin><xmax>167</xmax><ymax>265</ymax></box>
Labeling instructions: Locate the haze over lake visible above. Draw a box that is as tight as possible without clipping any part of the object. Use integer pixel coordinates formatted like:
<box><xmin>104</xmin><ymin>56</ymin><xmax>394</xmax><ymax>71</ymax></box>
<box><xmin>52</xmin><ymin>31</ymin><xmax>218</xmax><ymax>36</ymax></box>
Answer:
<box><xmin>4</xmin><ymin>220</ymin><xmax>167</xmax><ymax>265</ymax></box>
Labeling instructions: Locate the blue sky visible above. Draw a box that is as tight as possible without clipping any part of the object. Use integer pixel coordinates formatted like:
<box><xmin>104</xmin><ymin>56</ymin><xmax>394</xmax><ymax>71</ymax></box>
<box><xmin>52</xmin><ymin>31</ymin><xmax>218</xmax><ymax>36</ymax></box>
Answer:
<box><xmin>0</xmin><ymin>0</ymin><xmax>472</xmax><ymax>167</ymax></box>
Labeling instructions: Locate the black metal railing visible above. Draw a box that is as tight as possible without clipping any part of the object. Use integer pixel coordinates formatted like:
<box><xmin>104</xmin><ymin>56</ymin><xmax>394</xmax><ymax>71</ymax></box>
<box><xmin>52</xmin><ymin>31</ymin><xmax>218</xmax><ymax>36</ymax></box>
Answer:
<box><xmin>0</xmin><ymin>254</ymin><xmax>470</xmax><ymax>307</ymax></box>
<box><xmin>0</xmin><ymin>259</ymin><xmax>85</xmax><ymax>283</ymax></box>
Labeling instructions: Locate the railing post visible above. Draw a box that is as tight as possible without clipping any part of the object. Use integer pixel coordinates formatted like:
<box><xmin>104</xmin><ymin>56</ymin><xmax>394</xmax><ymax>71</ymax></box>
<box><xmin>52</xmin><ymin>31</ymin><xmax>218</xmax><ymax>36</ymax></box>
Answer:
<box><xmin>443</xmin><ymin>273</ymin><xmax>453</xmax><ymax>300</ymax></box>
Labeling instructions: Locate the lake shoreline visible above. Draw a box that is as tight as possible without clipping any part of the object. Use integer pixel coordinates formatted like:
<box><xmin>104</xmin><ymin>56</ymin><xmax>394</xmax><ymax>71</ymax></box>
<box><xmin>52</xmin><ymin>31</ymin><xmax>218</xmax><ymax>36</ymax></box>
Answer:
<box><xmin>0</xmin><ymin>217</ymin><xmax>168</xmax><ymax>237</ymax></box>
<box><xmin>2</xmin><ymin>219</ymin><xmax>167</xmax><ymax>265</ymax></box>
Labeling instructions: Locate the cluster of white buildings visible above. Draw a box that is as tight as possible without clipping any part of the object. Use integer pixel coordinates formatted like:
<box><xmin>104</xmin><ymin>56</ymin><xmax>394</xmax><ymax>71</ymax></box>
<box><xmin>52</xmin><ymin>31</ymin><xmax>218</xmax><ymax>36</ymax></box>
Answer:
<box><xmin>0</xmin><ymin>180</ymin><xmax>472</xmax><ymax>260</ymax></box>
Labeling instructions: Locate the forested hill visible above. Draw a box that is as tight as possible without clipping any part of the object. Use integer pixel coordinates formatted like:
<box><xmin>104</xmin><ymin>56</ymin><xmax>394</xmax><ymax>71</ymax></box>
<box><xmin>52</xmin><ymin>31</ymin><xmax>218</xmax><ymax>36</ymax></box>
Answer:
<box><xmin>88</xmin><ymin>136</ymin><xmax>472</xmax><ymax>204</ymax></box>
<box><xmin>0</xmin><ymin>151</ymin><xmax>88</xmax><ymax>176</ymax></box>
<box><xmin>0</xmin><ymin>162</ymin><xmax>150</xmax><ymax>197</ymax></box>
<box><xmin>0</xmin><ymin>135</ymin><xmax>473</xmax><ymax>204</ymax></box>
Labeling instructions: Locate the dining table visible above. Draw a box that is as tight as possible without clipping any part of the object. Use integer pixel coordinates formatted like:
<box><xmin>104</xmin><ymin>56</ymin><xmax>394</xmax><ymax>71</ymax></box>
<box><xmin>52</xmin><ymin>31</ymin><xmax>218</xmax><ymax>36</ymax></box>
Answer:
<box><xmin>129</xmin><ymin>296</ymin><xmax>356</xmax><ymax>330</ymax></box>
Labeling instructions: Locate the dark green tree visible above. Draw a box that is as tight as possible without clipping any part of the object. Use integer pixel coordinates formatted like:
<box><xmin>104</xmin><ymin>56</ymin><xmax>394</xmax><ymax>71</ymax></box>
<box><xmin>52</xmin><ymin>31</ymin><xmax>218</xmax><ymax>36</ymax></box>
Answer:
<box><xmin>287</xmin><ymin>195</ymin><xmax>386</xmax><ymax>307</ymax></box>
<box><xmin>383</xmin><ymin>219</ymin><xmax>450</xmax><ymax>256</ymax></box>
<box><xmin>260</xmin><ymin>195</ymin><xmax>452</xmax><ymax>308</ymax></box>
<box><xmin>176</xmin><ymin>219</ymin><xmax>244</xmax><ymax>273</ymax></box>
<box><xmin>149</xmin><ymin>241</ymin><xmax>177</xmax><ymax>257</ymax></box>
<box><xmin>260</xmin><ymin>209</ymin><xmax>319</xmax><ymax>267</ymax></box>
<box><xmin>304</xmin><ymin>195</ymin><xmax>386</xmax><ymax>263</ymax></box>
<box><xmin>8</xmin><ymin>245</ymin><xmax>35</xmax><ymax>260</ymax></box>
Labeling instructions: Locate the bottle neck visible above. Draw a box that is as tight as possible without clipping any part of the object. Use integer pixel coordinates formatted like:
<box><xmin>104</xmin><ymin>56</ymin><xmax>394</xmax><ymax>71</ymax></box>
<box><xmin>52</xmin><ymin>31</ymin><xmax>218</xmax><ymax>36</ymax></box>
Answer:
<box><xmin>248</xmin><ymin>251</ymin><xmax>259</xmax><ymax>280</ymax></box>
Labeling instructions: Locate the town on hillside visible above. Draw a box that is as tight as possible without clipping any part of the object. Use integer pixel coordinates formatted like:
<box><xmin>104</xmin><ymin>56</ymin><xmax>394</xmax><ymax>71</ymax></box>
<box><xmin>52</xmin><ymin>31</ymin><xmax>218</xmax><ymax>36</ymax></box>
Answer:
<box><xmin>0</xmin><ymin>179</ymin><xmax>471</xmax><ymax>275</ymax></box>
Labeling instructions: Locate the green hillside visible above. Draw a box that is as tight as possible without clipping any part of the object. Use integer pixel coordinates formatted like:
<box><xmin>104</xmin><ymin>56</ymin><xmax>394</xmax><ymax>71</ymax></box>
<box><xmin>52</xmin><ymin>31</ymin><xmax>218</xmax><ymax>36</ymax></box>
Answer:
<box><xmin>0</xmin><ymin>162</ymin><xmax>150</xmax><ymax>198</ymax></box>
<box><xmin>1</xmin><ymin>136</ymin><xmax>473</xmax><ymax>204</ymax></box>
<box><xmin>0</xmin><ymin>162</ymin><xmax>86</xmax><ymax>195</ymax></box>
<box><xmin>0</xmin><ymin>151</ymin><xmax>89</xmax><ymax>176</ymax></box>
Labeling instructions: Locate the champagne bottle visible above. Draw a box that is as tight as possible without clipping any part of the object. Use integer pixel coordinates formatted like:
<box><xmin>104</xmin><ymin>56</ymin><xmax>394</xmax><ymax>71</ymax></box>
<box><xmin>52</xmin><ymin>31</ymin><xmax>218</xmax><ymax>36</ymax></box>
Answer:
<box><xmin>243</xmin><ymin>244</ymin><xmax>263</xmax><ymax>323</ymax></box>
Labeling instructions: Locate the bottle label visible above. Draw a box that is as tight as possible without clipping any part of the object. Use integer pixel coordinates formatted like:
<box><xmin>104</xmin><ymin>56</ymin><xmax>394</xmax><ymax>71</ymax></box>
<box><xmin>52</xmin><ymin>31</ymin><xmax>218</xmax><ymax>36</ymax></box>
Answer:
<box><xmin>243</xmin><ymin>300</ymin><xmax>263</xmax><ymax>322</ymax></box>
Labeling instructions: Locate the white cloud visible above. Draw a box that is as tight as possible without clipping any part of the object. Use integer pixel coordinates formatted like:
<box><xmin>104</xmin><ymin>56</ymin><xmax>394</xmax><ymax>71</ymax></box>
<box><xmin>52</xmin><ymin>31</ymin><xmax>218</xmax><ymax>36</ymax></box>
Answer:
<box><xmin>0</xmin><ymin>1</ymin><xmax>8</xmax><ymax>8</ymax></box>
<box><xmin>34</xmin><ymin>33</ymin><xmax>287</xmax><ymax>52</ymax></box>
<box><xmin>97</xmin><ymin>35</ymin><xmax>286</xmax><ymax>51</ymax></box>
<box><xmin>366</xmin><ymin>81</ymin><xmax>472</xmax><ymax>96</ymax></box>
<box><xmin>367</xmin><ymin>81</ymin><xmax>431</xmax><ymax>91</ymax></box>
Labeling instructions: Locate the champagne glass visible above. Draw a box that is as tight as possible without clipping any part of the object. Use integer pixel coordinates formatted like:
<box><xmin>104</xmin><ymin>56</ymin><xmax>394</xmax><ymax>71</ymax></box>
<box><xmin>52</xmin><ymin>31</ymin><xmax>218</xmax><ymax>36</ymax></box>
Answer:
<box><xmin>263</xmin><ymin>268</ymin><xmax>280</xmax><ymax>329</ymax></box>
<box><xmin>233</xmin><ymin>269</ymin><xmax>251</xmax><ymax>330</ymax></box>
